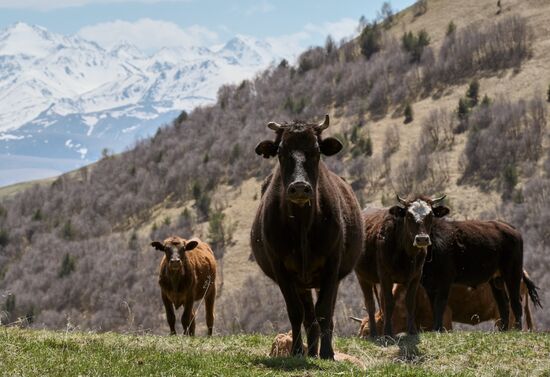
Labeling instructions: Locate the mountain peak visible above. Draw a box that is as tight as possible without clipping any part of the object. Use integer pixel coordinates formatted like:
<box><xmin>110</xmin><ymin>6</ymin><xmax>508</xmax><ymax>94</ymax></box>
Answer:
<box><xmin>0</xmin><ymin>22</ymin><xmax>63</xmax><ymax>57</ymax></box>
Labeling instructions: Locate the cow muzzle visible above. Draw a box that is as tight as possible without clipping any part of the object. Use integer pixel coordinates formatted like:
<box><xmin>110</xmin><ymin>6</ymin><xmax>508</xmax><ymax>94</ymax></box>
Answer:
<box><xmin>168</xmin><ymin>260</ymin><xmax>183</xmax><ymax>271</ymax></box>
<box><xmin>287</xmin><ymin>181</ymin><xmax>313</xmax><ymax>207</ymax></box>
<box><xmin>413</xmin><ymin>233</ymin><xmax>431</xmax><ymax>248</ymax></box>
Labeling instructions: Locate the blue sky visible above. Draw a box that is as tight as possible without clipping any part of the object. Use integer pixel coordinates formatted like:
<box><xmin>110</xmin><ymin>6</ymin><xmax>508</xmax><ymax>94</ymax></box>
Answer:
<box><xmin>0</xmin><ymin>0</ymin><xmax>416</xmax><ymax>53</ymax></box>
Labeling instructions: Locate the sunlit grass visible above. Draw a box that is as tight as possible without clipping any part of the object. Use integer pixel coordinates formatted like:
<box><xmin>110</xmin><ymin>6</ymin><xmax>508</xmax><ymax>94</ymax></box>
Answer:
<box><xmin>0</xmin><ymin>328</ymin><xmax>549</xmax><ymax>376</ymax></box>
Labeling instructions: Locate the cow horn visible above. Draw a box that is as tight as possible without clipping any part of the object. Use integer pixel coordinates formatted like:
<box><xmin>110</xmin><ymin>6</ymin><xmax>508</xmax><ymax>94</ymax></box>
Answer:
<box><xmin>431</xmin><ymin>194</ymin><xmax>447</xmax><ymax>206</ymax></box>
<box><xmin>316</xmin><ymin>114</ymin><xmax>330</xmax><ymax>131</ymax></box>
<box><xmin>267</xmin><ymin>122</ymin><xmax>283</xmax><ymax>131</ymax></box>
<box><xmin>396</xmin><ymin>194</ymin><xmax>407</xmax><ymax>207</ymax></box>
<box><xmin>349</xmin><ymin>316</ymin><xmax>363</xmax><ymax>323</ymax></box>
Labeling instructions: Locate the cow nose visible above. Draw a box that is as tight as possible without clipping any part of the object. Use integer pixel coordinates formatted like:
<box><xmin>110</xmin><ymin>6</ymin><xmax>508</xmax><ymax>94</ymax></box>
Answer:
<box><xmin>414</xmin><ymin>234</ymin><xmax>431</xmax><ymax>247</ymax></box>
<box><xmin>169</xmin><ymin>260</ymin><xmax>182</xmax><ymax>268</ymax></box>
<box><xmin>288</xmin><ymin>181</ymin><xmax>312</xmax><ymax>196</ymax></box>
<box><xmin>287</xmin><ymin>181</ymin><xmax>313</xmax><ymax>200</ymax></box>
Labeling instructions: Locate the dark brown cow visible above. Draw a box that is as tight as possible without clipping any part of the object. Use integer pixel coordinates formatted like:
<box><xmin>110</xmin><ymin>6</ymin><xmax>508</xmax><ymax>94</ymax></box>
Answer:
<box><xmin>354</xmin><ymin>195</ymin><xmax>449</xmax><ymax>337</ymax></box>
<box><xmin>151</xmin><ymin>236</ymin><xmax>217</xmax><ymax>336</ymax></box>
<box><xmin>422</xmin><ymin>217</ymin><xmax>541</xmax><ymax>331</ymax></box>
<box><xmin>353</xmin><ymin>272</ymin><xmax>539</xmax><ymax>336</ymax></box>
<box><xmin>251</xmin><ymin>115</ymin><xmax>364</xmax><ymax>359</ymax></box>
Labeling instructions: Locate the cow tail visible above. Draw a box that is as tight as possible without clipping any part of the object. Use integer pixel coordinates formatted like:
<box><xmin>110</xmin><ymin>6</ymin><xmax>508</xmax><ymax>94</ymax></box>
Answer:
<box><xmin>523</xmin><ymin>272</ymin><xmax>543</xmax><ymax>309</ymax></box>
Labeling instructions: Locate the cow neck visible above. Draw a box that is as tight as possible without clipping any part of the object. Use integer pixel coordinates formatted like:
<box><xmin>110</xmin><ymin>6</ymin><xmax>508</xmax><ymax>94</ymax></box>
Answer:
<box><xmin>279</xmin><ymin>170</ymin><xmax>320</xmax><ymax>284</ymax></box>
<box><xmin>165</xmin><ymin>257</ymin><xmax>192</xmax><ymax>292</ymax></box>
<box><xmin>395</xmin><ymin>220</ymin><xmax>416</xmax><ymax>261</ymax></box>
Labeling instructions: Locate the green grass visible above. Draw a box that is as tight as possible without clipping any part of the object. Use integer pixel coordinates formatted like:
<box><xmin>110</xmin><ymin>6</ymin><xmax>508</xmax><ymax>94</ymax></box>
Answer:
<box><xmin>0</xmin><ymin>328</ymin><xmax>549</xmax><ymax>376</ymax></box>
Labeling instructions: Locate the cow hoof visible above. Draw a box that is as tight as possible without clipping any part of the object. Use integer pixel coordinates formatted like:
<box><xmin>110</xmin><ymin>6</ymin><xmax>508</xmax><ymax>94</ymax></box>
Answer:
<box><xmin>320</xmin><ymin>352</ymin><xmax>335</xmax><ymax>360</ymax></box>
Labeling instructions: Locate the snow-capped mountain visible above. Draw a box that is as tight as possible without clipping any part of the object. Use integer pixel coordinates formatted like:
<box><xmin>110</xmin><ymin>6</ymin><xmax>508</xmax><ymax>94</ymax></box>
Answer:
<box><xmin>0</xmin><ymin>23</ymin><xmax>285</xmax><ymax>186</ymax></box>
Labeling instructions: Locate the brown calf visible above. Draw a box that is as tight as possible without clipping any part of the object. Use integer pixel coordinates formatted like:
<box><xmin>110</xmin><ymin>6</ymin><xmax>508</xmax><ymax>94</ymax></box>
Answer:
<box><xmin>151</xmin><ymin>236</ymin><xmax>217</xmax><ymax>335</ymax></box>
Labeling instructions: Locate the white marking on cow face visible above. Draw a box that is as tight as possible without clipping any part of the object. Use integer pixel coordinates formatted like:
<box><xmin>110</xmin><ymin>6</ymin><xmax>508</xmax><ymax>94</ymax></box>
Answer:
<box><xmin>291</xmin><ymin>151</ymin><xmax>307</xmax><ymax>182</ymax></box>
<box><xmin>408</xmin><ymin>200</ymin><xmax>432</xmax><ymax>223</ymax></box>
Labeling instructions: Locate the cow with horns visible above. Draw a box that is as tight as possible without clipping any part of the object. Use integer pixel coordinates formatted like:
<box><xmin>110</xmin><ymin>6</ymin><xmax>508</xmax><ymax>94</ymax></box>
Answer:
<box><xmin>354</xmin><ymin>194</ymin><xmax>449</xmax><ymax>337</ymax></box>
<box><xmin>251</xmin><ymin>115</ymin><xmax>364</xmax><ymax>359</ymax></box>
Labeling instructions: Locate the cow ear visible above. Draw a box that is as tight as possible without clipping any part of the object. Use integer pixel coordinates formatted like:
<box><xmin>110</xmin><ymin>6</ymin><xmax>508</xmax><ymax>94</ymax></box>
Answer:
<box><xmin>320</xmin><ymin>137</ymin><xmax>343</xmax><ymax>156</ymax></box>
<box><xmin>255</xmin><ymin>140</ymin><xmax>278</xmax><ymax>158</ymax></box>
<box><xmin>389</xmin><ymin>205</ymin><xmax>406</xmax><ymax>217</ymax></box>
<box><xmin>433</xmin><ymin>206</ymin><xmax>450</xmax><ymax>218</ymax></box>
<box><xmin>185</xmin><ymin>240</ymin><xmax>199</xmax><ymax>251</ymax></box>
<box><xmin>151</xmin><ymin>241</ymin><xmax>165</xmax><ymax>252</ymax></box>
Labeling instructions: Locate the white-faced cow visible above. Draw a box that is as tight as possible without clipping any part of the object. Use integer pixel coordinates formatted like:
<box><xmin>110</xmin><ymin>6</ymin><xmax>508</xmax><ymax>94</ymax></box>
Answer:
<box><xmin>354</xmin><ymin>195</ymin><xmax>449</xmax><ymax>337</ymax></box>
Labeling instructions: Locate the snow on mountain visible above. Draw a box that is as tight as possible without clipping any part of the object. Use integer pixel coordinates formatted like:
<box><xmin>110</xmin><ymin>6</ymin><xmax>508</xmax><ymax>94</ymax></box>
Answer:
<box><xmin>0</xmin><ymin>23</ymin><xmax>285</xmax><ymax>186</ymax></box>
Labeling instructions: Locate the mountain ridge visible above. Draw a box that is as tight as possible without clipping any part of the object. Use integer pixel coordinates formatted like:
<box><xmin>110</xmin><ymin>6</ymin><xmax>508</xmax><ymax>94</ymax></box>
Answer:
<box><xmin>0</xmin><ymin>22</ymin><xmax>287</xmax><ymax>186</ymax></box>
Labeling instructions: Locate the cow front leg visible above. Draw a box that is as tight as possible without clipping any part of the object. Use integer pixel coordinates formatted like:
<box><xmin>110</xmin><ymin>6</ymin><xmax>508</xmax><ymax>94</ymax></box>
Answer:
<box><xmin>300</xmin><ymin>289</ymin><xmax>320</xmax><ymax>357</ymax></box>
<box><xmin>379</xmin><ymin>275</ymin><xmax>395</xmax><ymax>337</ymax></box>
<box><xmin>356</xmin><ymin>273</ymin><xmax>378</xmax><ymax>337</ymax></box>
<box><xmin>315</xmin><ymin>269</ymin><xmax>339</xmax><ymax>360</ymax></box>
<box><xmin>182</xmin><ymin>302</ymin><xmax>195</xmax><ymax>336</ymax></box>
<box><xmin>405</xmin><ymin>276</ymin><xmax>421</xmax><ymax>335</ymax></box>
<box><xmin>276</xmin><ymin>275</ymin><xmax>305</xmax><ymax>357</ymax></box>
<box><xmin>162</xmin><ymin>293</ymin><xmax>176</xmax><ymax>335</ymax></box>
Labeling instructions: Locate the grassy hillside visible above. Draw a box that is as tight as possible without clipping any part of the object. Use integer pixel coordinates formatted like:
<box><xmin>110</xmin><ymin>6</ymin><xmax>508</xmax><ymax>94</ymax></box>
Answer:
<box><xmin>1</xmin><ymin>328</ymin><xmax>549</xmax><ymax>376</ymax></box>
<box><xmin>1</xmin><ymin>0</ymin><xmax>549</xmax><ymax>336</ymax></box>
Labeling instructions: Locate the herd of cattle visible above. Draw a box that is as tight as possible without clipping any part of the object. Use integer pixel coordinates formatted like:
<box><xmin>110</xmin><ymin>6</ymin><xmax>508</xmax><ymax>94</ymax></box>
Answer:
<box><xmin>150</xmin><ymin>114</ymin><xmax>542</xmax><ymax>360</ymax></box>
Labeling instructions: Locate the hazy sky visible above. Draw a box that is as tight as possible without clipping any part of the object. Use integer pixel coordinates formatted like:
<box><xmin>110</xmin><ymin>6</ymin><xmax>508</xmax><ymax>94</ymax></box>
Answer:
<box><xmin>0</xmin><ymin>0</ymin><xmax>416</xmax><ymax>54</ymax></box>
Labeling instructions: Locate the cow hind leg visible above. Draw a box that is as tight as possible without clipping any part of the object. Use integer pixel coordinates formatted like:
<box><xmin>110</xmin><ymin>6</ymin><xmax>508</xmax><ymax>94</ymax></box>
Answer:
<box><xmin>503</xmin><ymin>276</ymin><xmax>522</xmax><ymax>330</ymax></box>
<box><xmin>489</xmin><ymin>278</ymin><xmax>510</xmax><ymax>330</ymax></box>
<box><xmin>431</xmin><ymin>286</ymin><xmax>451</xmax><ymax>332</ymax></box>
<box><xmin>300</xmin><ymin>289</ymin><xmax>320</xmax><ymax>357</ymax></box>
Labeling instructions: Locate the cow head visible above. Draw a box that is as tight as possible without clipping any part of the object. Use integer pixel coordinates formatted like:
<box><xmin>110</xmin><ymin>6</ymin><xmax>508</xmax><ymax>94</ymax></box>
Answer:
<box><xmin>389</xmin><ymin>194</ymin><xmax>449</xmax><ymax>255</ymax></box>
<box><xmin>151</xmin><ymin>237</ymin><xmax>198</xmax><ymax>272</ymax></box>
<box><xmin>255</xmin><ymin>114</ymin><xmax>343</xmax><ymax>207</ymax></box>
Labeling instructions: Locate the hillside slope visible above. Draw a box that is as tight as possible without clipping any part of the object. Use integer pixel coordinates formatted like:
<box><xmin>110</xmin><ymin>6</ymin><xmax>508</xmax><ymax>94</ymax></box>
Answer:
<box><xmin>1</xmin><ymin>0</ymin><xmax>549</xmax><ymax>335</ymax></box>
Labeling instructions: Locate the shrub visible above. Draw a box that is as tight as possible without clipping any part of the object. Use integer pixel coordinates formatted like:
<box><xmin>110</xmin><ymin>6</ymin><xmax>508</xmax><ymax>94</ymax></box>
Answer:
<box><xmin>414</xmin><ymin>0</ymin><xmax>428</xmax><ymax>17</ymax></box>
<box><xmin>457</xmin><ymin>98</ymin><xmax>470</xmax><ymax>121</ymax></box>
<box><xmin>2</xmin><ymin>293</ymin><xmax>16</xmax><ymax>324</ymax></box>
<box><xmin>420</xmin><ymin>109</ymin><xmax>455</xmax><ymax>153</ymax></box>
<box><xmin>466</xmin><ymin>79</ymin><xmax>480</xmax><ymax>107</ymax></box>
<box><xmin>404</xmin><ymin>103</ymin><xmax>414</xmax><ymax>123</ymax></box>
<box><xmin>207</xmin><ymin>209</ymin><xmax>236</xmax><ymax>261</ymax></box>
<box><xmin>461</xmin><ymin>95</ymin><xmax>546</xmax><ymax>191</ymax></box>
<box><xmin>383</xmin><ymin>125</ymin><xmax>400</xmax><ymax>160</ymax></box>
<box><xmin>378</xmin><ymin>2</ymin><xmax>394</xmax><ymax>26</ymax></box>
<box><xmin>58</xmin><ymin>253</ymin><xmax>76</xmax><ymax>278</ymax></box>
<box><xmin>446</xmin><ymin>21</ymin><xmax>456</xmax><ymax>36</ymax></box>
<box><xmin>547</xmin><ymin>84</ymin><xmax>550</xmax><ymax>102</ymax></box>
<box><xmin>61</xmin><ymin>220</ymin><xmax>74</xmax><ymax>241</ymax></box>
<box><xmin>432</xmin><ymin>15</ymin><xmax>533</xmax><ymax>84</ymax></box>
<box><xmin>402</xmin><ymin>30</ymin><xmax>430</xmax><ymax>63</ymax></box>
<box><xmin>0</xmin><ymin>229</ymin><xmax>8</xmax><ymax>247</ymax></box>
<box><xmin>359</xmin><ymin>22</ymin><xmax>382</xmax><ymax>59</ymax></box>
